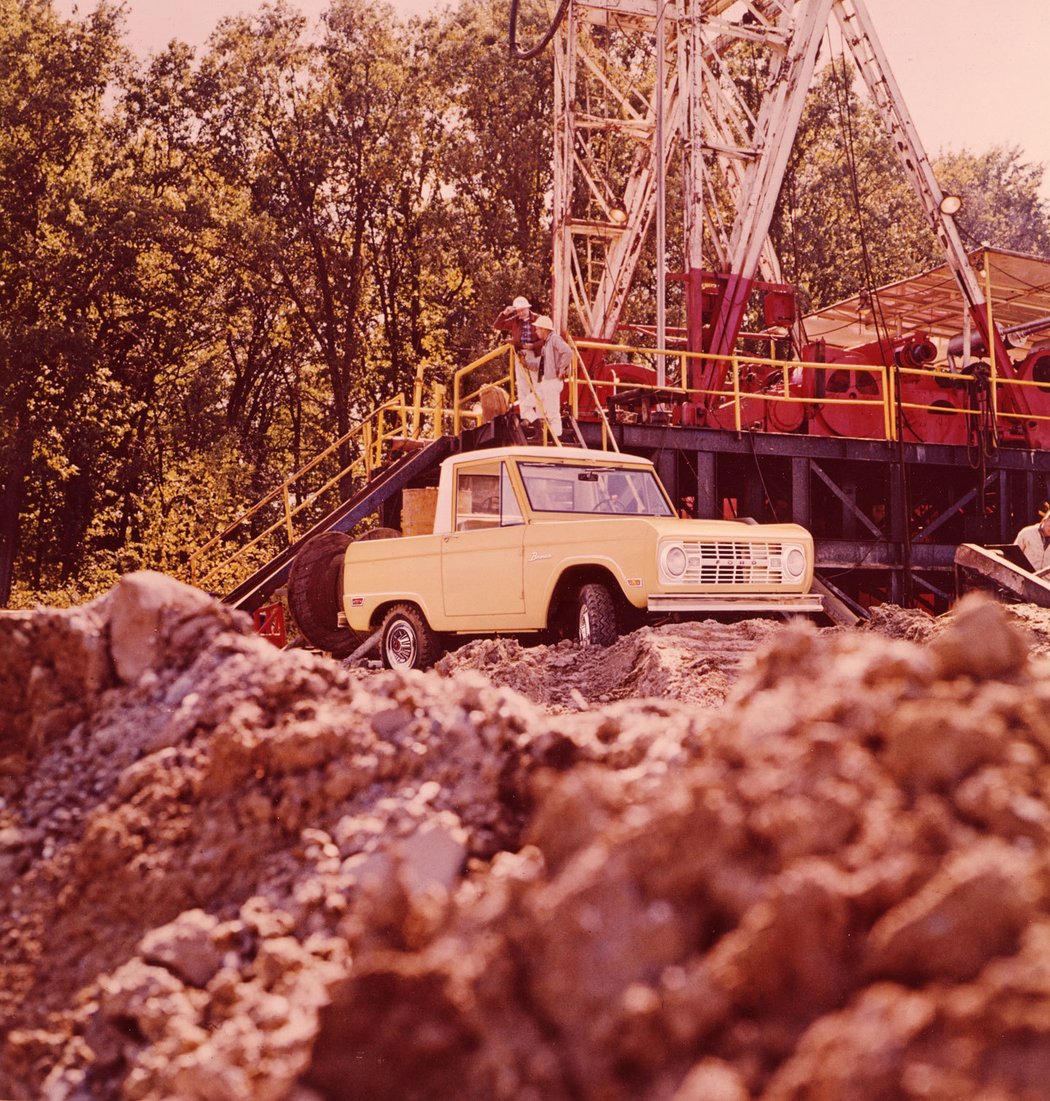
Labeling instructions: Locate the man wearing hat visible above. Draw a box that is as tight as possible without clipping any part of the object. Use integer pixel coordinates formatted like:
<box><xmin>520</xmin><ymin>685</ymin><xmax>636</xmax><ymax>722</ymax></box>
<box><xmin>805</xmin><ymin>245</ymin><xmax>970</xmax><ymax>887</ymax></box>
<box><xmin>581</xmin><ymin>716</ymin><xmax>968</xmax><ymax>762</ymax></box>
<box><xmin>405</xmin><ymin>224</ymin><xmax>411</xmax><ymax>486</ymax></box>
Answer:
<box><xmin>1014</xmin><ymin>505</ymin><xmax>1050</xmax><ymax>574</ymax></box>
<box><xmin>493</xmin><ymin>295</ymin><xmax>542</xmax><ymax>426</ymax></box>
<box><xmin>532</xmin><ymin>314</ymin><xmax>572</xmax><ymax>439</ymax></box>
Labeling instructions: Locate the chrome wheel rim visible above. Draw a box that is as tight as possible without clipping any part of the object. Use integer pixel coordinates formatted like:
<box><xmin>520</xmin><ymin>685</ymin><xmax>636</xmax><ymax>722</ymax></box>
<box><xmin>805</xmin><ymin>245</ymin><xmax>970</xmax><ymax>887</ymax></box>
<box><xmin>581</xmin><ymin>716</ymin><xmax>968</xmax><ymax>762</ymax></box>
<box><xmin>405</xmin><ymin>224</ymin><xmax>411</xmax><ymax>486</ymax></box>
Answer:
<box><xmin>578</xmin><ymin>604</ymin><xmax>592</xmax><ymax>646</ymax></box>
<box><xmin>386</xmin><ymin>621</ymin><xmax>417</xmax><ymax>668</ymax></box>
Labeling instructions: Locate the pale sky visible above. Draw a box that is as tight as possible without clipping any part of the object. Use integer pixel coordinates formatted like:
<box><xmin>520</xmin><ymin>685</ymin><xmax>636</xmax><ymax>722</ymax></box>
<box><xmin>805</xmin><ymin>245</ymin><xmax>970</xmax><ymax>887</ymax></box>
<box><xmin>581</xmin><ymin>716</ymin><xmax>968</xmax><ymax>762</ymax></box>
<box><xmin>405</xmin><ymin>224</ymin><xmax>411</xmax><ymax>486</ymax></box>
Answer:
<box><xmin>54</xmin><ymin>0</ymin><xmax>1050</xmax><ymax>195</ymax></box>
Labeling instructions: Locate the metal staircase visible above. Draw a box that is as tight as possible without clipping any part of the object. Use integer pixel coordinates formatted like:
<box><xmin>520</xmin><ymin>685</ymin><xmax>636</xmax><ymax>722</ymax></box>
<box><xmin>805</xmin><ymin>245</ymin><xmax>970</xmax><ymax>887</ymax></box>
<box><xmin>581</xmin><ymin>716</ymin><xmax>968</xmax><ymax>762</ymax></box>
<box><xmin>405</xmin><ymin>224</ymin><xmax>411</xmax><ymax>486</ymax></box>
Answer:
<box><xmin>223</xmin><ymin>435</ymin><xmax>455</xmax><ymax>614</ymax></box>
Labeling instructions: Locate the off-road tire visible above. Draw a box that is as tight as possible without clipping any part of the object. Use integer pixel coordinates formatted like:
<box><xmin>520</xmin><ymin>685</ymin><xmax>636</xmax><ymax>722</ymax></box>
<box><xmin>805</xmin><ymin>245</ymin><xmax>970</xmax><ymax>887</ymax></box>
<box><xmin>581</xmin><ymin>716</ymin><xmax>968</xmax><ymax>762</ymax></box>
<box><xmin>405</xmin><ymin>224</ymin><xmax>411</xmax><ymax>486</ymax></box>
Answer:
<box><xmin>577</xmin><ymin>582</ymin><xmax>618</xmax><ymax>648</ymax></box>
<box><xmin>288</xmin><ymin>528</ymin><xmax>400</xmax><ymax>656</ymax></box>
<box><xmin>357</xmin><ymin>526</ymin><xmax>402</xmax><ymax>543</ymax></box>
<box><xmin>287</xmin><ymin>532</ymin><xmax>353</xmax><ymax>654</ymax></box>
<box><xmin>381</xmin><ymin>603</ymin><xmax>442</xmax><ymax>671</ymax></box>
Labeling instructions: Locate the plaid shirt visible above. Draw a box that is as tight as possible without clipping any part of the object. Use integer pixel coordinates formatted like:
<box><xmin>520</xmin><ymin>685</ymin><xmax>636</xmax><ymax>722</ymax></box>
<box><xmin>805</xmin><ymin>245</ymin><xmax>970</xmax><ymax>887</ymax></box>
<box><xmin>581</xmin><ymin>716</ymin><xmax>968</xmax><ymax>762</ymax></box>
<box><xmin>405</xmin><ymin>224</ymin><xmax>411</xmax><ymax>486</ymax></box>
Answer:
<box><xmin>519</xmin><ymin>314</ymin><xmax>534</xmax><ymax>348</ymax></box>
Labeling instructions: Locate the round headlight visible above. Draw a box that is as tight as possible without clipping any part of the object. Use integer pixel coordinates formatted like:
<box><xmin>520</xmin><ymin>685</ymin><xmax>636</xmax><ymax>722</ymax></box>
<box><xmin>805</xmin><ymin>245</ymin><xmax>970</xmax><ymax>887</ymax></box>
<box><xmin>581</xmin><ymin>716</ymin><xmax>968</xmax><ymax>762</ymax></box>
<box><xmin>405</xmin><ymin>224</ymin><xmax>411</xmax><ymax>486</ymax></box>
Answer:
<box><xmin>663</xmin><ymin>544</ymin><xmax>688</xmax><ymax>578</ymax></box>
<box><xmin>785</xmin><ymin>546</ymin><xmax>806</xmax><ymax>579</ymax></box>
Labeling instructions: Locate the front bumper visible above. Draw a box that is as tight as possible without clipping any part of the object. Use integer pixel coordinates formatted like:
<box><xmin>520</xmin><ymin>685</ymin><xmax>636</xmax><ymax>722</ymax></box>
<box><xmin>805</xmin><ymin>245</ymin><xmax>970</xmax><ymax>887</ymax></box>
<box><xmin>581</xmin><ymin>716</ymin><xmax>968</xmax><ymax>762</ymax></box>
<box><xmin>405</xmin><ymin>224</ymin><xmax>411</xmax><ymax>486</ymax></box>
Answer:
<box><xmin>647</xmin><ymin>592</ymin><xmax>824</xmax><ymax>614</ymax></box>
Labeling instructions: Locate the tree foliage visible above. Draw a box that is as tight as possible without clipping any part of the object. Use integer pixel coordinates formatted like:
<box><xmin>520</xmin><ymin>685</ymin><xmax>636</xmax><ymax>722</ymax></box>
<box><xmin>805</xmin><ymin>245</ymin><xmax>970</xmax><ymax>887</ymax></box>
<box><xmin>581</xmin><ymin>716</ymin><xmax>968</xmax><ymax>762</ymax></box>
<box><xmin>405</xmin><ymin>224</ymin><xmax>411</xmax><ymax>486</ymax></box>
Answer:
<box><xmin>0</xmin><ymin>0</ymin><xmax>132</xmax><ymax>602</ymax></box>
<box><xmin>772</xmin><ymin>60</ymin><xmax>1050</xmax><ymax>314</ymax></box>
<box><xmin>936</xmin><ymin>145</ymin><xmax>1050</xmax><ymax>257</ymax></box>
<box><xmin>773</xmin><ymin>61</ymin><xmax>937</xmax><ymax>312</ymax></box>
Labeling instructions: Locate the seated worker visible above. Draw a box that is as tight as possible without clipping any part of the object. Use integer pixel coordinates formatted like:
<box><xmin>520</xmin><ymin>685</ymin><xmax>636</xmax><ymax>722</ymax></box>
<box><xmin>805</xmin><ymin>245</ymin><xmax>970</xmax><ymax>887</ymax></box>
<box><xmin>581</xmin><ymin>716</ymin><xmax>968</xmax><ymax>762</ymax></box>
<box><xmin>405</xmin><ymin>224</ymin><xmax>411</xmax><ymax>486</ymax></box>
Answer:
<box><xmin>493</xmin><ymin>295</ymin><xmax>541</xmax><ymax>427</ymax></box>
<box><xmin>1014</xmin><ymin>506</ymin><xmax>1050</xmax><ymax>574</ymax></box>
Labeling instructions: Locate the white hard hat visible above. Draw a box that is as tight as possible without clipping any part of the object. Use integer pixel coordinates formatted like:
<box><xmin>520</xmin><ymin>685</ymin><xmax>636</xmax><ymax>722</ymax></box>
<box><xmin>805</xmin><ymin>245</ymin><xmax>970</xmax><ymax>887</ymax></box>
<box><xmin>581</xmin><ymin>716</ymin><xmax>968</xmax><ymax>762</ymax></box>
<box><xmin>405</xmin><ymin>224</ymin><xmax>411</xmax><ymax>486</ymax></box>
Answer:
<box><xmin>533</xmin><ymin>314</ymin><xmax>554</xmax><ymax>331</ymax></box>
<box><xmin>512</xmin><ymin>296</ymin><xmax>531</xmax><ymax>310</ymax></box>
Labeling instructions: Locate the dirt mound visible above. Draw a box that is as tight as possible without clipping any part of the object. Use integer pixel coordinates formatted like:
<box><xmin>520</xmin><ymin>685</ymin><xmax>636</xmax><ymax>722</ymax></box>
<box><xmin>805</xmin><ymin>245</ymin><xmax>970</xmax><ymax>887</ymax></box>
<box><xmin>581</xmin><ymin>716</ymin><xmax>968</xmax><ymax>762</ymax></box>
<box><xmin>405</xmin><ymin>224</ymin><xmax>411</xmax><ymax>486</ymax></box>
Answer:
<box><xmin>860</xmin><ymin>601</ymin><xmax>941</xmax><ymax>643</ymax></box>
<box><xmin>999</xmin><ymin>603</ymin><xmax>1050</xmax><ymax>657</ymax></box>
<box><xmin>4</xmin><ymin>575</ymin><xmax>1050</xmax><ymax>1100</ymax></box>
<box><xmin>863</xmin><ymin>598</ymin><xmax>1050</xmax><ymax>655</ymax></box>
<box><xmin>433</xmin><ymin>618</ymin><xmax>786</xmax><ymax>712</ymax></box>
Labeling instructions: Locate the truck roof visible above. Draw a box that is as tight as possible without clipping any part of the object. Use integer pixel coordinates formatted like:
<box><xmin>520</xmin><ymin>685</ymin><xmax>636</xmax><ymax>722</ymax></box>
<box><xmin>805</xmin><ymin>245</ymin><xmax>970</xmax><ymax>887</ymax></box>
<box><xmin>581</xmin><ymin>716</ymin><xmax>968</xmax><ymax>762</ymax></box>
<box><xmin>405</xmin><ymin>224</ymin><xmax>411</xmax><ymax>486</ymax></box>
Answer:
<box><xmin>432</xmin><ymin>445</ymin><xmax>662</xmax><ymax>535</ymax></box>
<box><xmin>443</xmin><ymin>445</ymin><xmax>653</xmax><ymax>471</ymax></box>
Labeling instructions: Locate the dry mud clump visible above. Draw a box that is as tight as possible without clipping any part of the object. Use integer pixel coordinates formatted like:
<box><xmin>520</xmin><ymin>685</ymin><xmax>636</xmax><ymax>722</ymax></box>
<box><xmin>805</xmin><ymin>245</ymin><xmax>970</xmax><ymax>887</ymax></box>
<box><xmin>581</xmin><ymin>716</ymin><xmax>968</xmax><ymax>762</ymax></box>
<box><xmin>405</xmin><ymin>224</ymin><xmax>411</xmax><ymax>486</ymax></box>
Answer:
<box><xmin>433</xmin><ymin>618</ymin><xmax>787</xmax><ymax>712</ymax></box>
<box><xmin>4</xmin><ymin>576</ymin><xmax>1050</xmax><ymax>1099</ymax></box>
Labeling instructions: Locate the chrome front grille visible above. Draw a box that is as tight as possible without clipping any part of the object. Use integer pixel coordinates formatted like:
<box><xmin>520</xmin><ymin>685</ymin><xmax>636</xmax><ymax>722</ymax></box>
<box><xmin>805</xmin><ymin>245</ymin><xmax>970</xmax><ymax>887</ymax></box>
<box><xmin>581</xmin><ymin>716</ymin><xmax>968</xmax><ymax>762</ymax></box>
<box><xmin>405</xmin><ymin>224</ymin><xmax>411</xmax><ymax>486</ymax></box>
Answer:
<box><xmin>677</xmin><ymin>540</ymin><xmax>787</xmax><ymax>585</ymax></box>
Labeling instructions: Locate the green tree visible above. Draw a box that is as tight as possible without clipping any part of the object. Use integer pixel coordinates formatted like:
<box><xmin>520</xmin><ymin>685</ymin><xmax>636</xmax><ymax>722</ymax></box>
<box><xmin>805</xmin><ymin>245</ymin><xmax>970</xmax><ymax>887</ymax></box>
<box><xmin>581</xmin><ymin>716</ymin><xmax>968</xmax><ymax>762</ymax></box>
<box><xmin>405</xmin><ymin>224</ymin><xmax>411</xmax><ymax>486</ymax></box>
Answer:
<box><xmin>0</xmin><ymin>0</ymin><xmax>130</xmax><ymax>604</ymax></box>
<box><xmin>424</xmin><ymin>0</ymin><xmax>554</xmax><ymax>359</ymax></box>
<box><xmin>187</xmin><ymin>0</ymin><xmax>420</xmax><ymax>455</ymax></box>
<box><xmin>935</xmin><ymin>145</ymin><xmax>1050</xmax><ymax>256</ymax></box>
<box><xmin>772</xmin><ymin>62</ymin><xmax>1050</xmax><ymax>316</ymax></box>
<box><xmin>772</xmin><ymin>61</ymin><xmax>938</xmax><ymax>314</ymax></box>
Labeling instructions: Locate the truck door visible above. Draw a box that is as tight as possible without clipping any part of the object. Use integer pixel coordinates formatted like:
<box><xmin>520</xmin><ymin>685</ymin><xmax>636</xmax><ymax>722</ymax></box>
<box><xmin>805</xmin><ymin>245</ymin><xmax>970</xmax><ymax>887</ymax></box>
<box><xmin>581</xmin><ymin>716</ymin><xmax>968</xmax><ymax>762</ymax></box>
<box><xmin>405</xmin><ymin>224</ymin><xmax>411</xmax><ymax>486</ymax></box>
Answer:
<box><xmin>441</xmin><ymin>460</ymin><xmax>526</xmax><ymax>617</ymax></box>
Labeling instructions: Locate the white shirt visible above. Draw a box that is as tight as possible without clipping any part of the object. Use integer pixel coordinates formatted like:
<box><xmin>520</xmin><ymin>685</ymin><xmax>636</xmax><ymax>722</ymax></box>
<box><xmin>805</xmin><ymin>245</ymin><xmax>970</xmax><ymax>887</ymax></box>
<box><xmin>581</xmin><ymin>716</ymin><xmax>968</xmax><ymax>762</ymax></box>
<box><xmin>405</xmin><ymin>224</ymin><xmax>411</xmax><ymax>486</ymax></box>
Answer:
<box><xmin>1014</xmin><ymin>522</ymin><xmax>1050</xmax><ymax>573</ymax></box>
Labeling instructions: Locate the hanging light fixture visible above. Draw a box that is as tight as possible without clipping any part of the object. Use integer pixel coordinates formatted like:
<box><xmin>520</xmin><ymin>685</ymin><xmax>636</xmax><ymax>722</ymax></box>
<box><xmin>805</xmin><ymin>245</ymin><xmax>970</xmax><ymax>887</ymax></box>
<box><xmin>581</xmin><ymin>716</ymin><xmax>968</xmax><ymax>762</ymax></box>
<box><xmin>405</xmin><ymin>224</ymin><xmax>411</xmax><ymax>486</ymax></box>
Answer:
<box><xmin>939</xmin><ymin>194</ymin><xmax>962</xmax><ymax>216</ymax></box>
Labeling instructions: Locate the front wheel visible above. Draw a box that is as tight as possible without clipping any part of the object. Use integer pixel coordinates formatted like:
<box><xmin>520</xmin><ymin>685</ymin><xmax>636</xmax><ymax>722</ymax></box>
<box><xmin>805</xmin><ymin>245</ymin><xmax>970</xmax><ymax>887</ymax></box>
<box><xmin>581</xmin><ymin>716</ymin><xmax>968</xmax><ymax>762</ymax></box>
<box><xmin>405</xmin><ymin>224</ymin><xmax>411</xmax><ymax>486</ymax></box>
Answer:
<box><xmin>381</xmin><ymin>604</ymin><xmax>442</xmax><ymax>671</ymax></box>
<box><xmin>577</xmin><ymin>582</ymin><xmax>618</xmax><ymax>648</ymax></box>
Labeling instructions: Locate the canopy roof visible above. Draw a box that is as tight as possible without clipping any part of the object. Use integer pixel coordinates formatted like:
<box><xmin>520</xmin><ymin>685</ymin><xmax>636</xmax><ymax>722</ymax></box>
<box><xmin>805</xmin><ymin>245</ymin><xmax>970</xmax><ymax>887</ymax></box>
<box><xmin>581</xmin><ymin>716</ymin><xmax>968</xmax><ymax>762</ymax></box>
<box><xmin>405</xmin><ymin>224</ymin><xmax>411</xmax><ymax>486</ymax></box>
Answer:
<box><xmin>802</xmin><ymin>247</ymin><xmax>1050</xmax><ymax>356</ymax></box>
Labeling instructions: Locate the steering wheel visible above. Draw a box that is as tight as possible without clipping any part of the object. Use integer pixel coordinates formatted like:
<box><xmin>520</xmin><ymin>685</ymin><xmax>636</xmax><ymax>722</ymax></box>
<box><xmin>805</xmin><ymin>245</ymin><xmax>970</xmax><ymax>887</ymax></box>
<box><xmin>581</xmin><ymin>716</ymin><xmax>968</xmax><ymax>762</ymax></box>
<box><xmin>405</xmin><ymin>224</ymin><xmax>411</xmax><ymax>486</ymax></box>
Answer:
<box><xmin>593</xmin><ymin>497</ymin><xmax>617</xmax><ymax>513</ymax></box>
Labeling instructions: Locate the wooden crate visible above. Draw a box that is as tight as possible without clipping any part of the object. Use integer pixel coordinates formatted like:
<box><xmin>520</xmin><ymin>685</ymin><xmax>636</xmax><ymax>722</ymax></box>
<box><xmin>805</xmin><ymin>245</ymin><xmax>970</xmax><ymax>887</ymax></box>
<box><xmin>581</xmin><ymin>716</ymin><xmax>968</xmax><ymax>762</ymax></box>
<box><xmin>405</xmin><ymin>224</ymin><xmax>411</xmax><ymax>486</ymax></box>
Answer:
<box><xmin>401</xmin><ymin>487</ymin><xmax>439</xmax><ymax>536</ymax></box>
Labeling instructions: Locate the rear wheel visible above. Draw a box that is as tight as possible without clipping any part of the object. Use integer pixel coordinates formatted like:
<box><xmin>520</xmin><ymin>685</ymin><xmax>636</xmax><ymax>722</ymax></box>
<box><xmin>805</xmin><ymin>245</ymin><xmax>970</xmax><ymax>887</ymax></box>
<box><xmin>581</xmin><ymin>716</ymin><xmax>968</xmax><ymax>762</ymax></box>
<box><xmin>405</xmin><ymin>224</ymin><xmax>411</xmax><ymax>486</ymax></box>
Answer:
<box><xmin>381</xmin><ymin>604</ymin><xmax>442</xmax><ymax>670</ymax></box>
<box><xmin>577</xmin><ymin>582</ymin><xmax>618</xmax><ymax>647</ymax></box>
<box><xmin>288</xmin><ymin>527</ymin><xmax>400</xmax><ymax>656</ymax></box>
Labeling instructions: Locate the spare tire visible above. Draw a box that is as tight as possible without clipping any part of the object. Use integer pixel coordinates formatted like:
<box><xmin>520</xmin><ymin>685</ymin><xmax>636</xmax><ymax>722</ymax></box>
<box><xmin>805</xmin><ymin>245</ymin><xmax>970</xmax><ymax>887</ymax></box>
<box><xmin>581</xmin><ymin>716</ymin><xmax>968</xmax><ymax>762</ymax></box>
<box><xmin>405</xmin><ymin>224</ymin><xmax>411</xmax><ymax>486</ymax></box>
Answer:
<box><xmin>287</xmin><ymin>527</ymin><xmax>400</xmax><ymax>655</ymax></box>
<box><xmin>357</xmin><ymin>526</ymin><xmax>402</xmax><ymax>543</ymax></box>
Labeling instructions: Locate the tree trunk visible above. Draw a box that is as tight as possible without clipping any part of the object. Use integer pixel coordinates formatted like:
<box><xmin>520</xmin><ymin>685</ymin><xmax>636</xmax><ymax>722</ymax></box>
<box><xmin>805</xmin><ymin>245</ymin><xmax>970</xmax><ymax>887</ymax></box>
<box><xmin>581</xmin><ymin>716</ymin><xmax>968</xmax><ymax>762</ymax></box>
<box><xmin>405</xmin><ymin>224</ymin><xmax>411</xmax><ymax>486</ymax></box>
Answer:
<box><xmin>0</xmin><ymin>423</ymin><xmax>34</xmax><ymax>606</ymax></box>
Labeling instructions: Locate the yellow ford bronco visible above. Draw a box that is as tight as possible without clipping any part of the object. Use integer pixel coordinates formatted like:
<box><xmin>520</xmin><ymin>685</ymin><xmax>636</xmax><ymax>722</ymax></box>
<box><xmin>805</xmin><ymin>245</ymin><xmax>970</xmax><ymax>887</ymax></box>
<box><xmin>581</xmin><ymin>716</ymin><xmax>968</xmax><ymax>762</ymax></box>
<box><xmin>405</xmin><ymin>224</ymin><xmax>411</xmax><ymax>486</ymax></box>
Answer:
<box><xmin>288</xmin><ymin>446</ymin><xmax>822</xmax><ymax>669</ymax></box>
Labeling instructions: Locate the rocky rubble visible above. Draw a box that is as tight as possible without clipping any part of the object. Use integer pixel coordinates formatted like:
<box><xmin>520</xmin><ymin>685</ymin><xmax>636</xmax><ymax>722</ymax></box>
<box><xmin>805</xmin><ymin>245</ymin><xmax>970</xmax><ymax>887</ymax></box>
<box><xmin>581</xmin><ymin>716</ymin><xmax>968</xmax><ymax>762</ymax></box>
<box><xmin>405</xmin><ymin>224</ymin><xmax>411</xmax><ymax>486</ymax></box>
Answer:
<box><xmin>4</xmin><ymin>573</ymin><xmax>1050</xmax><ymax>1099</ymax></box>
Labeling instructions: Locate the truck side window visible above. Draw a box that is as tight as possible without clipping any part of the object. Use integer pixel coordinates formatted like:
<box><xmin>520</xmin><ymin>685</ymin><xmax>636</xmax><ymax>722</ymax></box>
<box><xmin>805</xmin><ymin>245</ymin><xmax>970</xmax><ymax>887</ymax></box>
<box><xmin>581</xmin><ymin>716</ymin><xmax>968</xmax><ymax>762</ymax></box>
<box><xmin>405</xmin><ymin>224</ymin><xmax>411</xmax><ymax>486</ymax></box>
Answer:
<box><xmin>456</xmin><ymin>470</ymin><xmax>501</xmax><ymax>530</ymax></box>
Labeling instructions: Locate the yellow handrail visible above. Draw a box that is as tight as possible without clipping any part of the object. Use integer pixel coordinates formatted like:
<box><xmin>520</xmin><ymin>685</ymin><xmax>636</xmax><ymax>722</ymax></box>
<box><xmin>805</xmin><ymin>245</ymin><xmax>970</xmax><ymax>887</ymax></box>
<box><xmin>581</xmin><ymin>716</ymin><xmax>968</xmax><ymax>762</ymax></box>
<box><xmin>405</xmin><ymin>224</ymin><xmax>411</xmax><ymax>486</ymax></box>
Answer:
<box><xmin>566</xmin><ymin>335</ymin><xmax>620</xmax><ymax>452</ymax></box>
<box><xmin>189</xmin><ymin>345</ymin><xmax>526</xmax><ymax>592</ymax></box>
<box><xmin>571</xmin><ymin>339</ymin><xmax>890</xmax><ymax>434</ymax></box>
<box><xmin>451</xmin><ymin>343</ymin><xmax>516</xmax><ymax>435</ymax></box>
<box><xmin>565</xmin><ymin>337</ymin><xmax>1050</xmax><ymax>441</ymax></box>
<box><xmin>187</xmin><ymin>391</ymin><xmax>444</xmax><ymax>589</ymax></box>
<box><xmin>188</xmin><ymin>332</ymin><xmax>1050</xmax><ymax>595</ymax></box>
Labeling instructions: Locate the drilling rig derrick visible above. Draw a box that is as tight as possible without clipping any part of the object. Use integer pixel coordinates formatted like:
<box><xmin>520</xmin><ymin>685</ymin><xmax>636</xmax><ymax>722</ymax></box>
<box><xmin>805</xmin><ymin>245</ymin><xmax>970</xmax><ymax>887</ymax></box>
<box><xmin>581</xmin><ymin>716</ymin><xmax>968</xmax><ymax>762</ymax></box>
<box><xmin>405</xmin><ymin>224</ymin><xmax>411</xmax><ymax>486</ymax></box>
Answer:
<box><xmin>549</xmin><ymin>0</ymin><xmax>1018</xmax><ymax>421</ymax></box>
<box><xmin>534</xmin><ymin>0</ymin><xmax>1050</xmax><ymax>613</ymax></box>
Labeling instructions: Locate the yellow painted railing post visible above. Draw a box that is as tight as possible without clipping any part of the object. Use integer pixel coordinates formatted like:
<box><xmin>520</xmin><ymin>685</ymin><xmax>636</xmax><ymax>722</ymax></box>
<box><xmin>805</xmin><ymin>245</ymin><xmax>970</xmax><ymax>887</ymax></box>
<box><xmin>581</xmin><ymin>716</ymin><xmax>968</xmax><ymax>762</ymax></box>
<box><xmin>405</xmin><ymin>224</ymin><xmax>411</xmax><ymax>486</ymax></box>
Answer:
<box><xmin>881</xmin><ymin>365</ymin><xmax>892</xmax><ymax>441</ymax></box>
<box><xmin>411</xmin><ymin>364</ymin><xmax>425</xmax><ymax>438</ymax></box>
<box><xmin>732</xmin><ymin>356</ymin><xmax>742</xmax><ymax>432</ymax></box>
<box><xmin>362</xmin><ymin>421</ymin><xmax>373</xmax><ymax>477</ymax></box>
<box><xmin>434</xmin><ymin>383</ymin><xmax>446</xmax><ymax>437</ymax></box>
<box><xmin>452</xmin><ymin>371</ymin><xmax>462</xmax><ymax>436</ymax></box>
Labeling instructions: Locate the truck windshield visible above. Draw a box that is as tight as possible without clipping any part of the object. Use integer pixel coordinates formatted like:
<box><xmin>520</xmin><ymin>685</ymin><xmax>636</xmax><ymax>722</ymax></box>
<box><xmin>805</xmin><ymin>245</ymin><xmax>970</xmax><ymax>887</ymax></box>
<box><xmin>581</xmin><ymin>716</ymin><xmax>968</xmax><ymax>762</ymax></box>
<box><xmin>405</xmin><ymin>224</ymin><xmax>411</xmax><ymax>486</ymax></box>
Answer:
<box><xmin>518</xmin><ymin>462</ymin><xmax>674</xmax><ymax>516</ymax></box>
